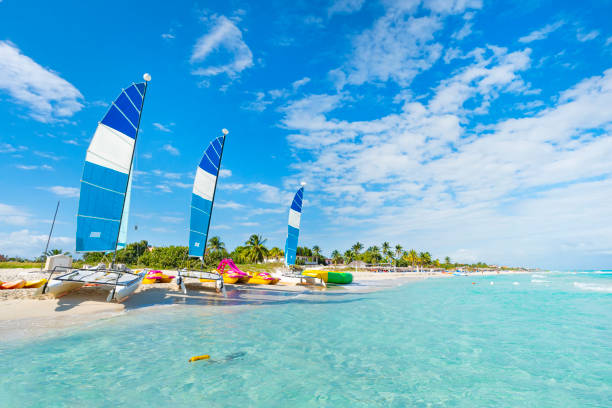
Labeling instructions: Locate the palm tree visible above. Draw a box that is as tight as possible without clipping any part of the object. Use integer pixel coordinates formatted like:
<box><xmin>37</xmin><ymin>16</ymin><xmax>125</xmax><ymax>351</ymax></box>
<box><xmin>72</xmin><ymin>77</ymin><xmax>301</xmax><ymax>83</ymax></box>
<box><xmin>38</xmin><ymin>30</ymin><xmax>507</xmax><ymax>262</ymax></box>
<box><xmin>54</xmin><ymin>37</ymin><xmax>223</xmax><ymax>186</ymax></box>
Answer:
<box><xmin>207</xmin><ymin>236</ymin><xmax>225</xmax><ymax>253</ymax></box>
<box><xmin>444</xmin><ymin>256</ymin><xmax>451</xmax><ymax>265</ymax></box>
<box><xmin>381</xmin><ymin>242</ymin><xmax>391</xmax><ymax>262</ymax></box>
<box><xmin>312</xmin><ymin>245</ymin><xmax>321</xmax><ymax>263</ymax></box>
<box><xmin>351</xmin><ymin>242</ymin><xmax>363</xmax><ymax>255</ymax></box>
<box><xmin>268</xmin><ymin>247</ymin><xmax>284</xmax><ymax>260</ymax></box>
<box><xmin>419</xmin><ymin>251</ymin><xmax>432</xmax><ymax>266</ymax></box>
<box><xmin>343</xmin><ymin>249</ymin><xmax>355</xmax><ymax>264</ymax></box>
<box><xmin>45</xmin><ymin>249</ymin><xmax>70</xmax><ymax>256</ymax></box>
<box><xmin>331</xmin><ymin>250</ymin><xmax>342</xmax><ymax>265</ymax></box>
<box><xmin>394</xmin><ymin>244</ymin><xmax>403</xmax><ymax>266</ymax></box>
<box><xmin>244</xmin><ymin>234</ymin><xmax>268</xmax><ymax>263</ymax></box>
<box><xmin>405</xmin><ymin>249</ymin><xmax>418</xmax><ymax>269</ymax></box>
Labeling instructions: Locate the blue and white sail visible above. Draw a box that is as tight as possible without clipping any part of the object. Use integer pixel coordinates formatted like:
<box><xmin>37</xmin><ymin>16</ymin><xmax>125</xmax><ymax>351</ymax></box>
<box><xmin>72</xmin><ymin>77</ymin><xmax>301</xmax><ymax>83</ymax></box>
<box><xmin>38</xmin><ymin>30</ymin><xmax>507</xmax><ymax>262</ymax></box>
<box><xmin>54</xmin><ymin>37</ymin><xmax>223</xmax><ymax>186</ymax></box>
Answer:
<box><xmin>284</xmin><ymin>186</ymin><xmax>304</xmax><ymax>266</ymax></box>
<box><xmin>189</xmin><ymin>134</ymin><xmax>226</xmax><ymax>258</ymax></box>
<box><xmin>116</xmin><ymin>162</ymin><xmax>134</xmax><ymax>250</ymax></box>
<box><xmin>76</xmin><ymin>82</ymin><xmax>147</xmax><ymax>252</ymax></box>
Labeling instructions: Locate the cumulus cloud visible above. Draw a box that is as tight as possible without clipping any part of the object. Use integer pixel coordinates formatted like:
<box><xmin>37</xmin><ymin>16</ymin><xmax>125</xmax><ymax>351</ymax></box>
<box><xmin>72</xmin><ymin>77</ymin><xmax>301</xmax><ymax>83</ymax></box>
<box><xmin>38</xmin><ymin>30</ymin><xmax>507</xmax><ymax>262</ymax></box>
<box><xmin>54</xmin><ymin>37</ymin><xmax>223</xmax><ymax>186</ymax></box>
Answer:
<box><xmin>0</xmin><ymin>203</ymin><xmax>31</xmax><ymax>226</ymax></box>
<box><xmin>190</xmin><ymin>15</ymin><xmax>253</xmax><ymax>78</ymax></box>
<box><xmin>0</xmin><ymin>229</ymin><xmax>73</xmax><ymax>258</ymax></box>
<box><xmin>280</xmin><ymin>23</ymin><xmax>612</xmax><ymax>269</ymax></box>
<box><xmin>153</xmin><ymin>122</ymin><xmax>173</xmax><ymax>132</ymax></box>
<box><xmin>161</xmin><ymin>144</ymin><xmax>180</xmax><ymax>156</ymax></box>
<box><xmin>328</xmin><ymin>0</ymin><xmax>365</xmax><ymax>17</ymax></box>
<box><xmin>518</xmin><ymin>20</ymin><xmax>565</xmax><ymax>43</ymax></box>
<box><xmin>0</xmin><ymin>41</ymin><xmax>83</xmax><ymax>122</ymax></box>
<box><xmin>41</xmin><ymin>186</ymin><xmax>79</xmax><ymax>197</ymax></box>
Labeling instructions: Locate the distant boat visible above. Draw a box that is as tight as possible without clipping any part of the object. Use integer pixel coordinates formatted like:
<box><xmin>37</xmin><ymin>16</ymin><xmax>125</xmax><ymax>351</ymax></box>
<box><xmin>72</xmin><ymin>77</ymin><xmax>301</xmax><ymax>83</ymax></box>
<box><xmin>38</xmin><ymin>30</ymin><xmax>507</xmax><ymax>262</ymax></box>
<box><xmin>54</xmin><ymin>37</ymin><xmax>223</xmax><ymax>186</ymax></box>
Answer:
<box><xmin>284</xmin><ymin>184</ymin><xmax>304</xmax><ymax>266</ymax></box>
<box><xmin>42</xmin><ymin>75</ymin><xmax>151</xmax><ymax>302</ymax></box>
<box><xmin>176</xmin><ymin>130</ymin><xmax>228</xmax><ymax>294</ymax></box>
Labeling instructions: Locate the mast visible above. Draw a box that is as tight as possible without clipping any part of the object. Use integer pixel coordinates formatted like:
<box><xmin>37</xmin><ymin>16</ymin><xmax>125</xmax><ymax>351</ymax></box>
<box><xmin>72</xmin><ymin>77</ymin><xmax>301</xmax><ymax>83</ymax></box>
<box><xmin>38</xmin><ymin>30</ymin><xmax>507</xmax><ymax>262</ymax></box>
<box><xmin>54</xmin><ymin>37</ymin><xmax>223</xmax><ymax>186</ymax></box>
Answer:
<box><xmin>111</xmin><ymin>75</ymin><xmax>150</xmax><ymax>267</ymax></box>
<box><xmin>201</xmin><ymin>128</ymin><xmax>228</xmax><ymax>264</ymax></box>
<box><xmin>41</xmin><ymin>201</ymin><xmax>60</xmax><ymax>270</ymax></box>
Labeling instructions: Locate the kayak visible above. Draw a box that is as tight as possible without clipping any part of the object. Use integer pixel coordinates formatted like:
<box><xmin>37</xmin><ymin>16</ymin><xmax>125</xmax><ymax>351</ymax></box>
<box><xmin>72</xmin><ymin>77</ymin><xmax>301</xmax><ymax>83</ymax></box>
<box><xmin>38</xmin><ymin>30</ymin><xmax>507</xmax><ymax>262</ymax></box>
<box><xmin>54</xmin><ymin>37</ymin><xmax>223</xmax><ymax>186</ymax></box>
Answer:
<box><xmin>0</xmin><ymin>280</ymin><xmax>27</xmax><ymax>290</ymax></box>
<box><xmin>142</xmin><ymin>271</ymin><xmax>175</xmax><ymax>284</ymax></box>
<box><xmin>302</xmin><ymin>270</ymin><xmax>353</xmax><ymax>284</ymax></box>
<box><xmin>248</xmin><ymin>272</ymin><xmax>277</xmax><ymax>285</ymax></box>
<box><xmin>24</xmin><ymin>279</ymin><xmax>47</xmax><ymax>288</ymax></box>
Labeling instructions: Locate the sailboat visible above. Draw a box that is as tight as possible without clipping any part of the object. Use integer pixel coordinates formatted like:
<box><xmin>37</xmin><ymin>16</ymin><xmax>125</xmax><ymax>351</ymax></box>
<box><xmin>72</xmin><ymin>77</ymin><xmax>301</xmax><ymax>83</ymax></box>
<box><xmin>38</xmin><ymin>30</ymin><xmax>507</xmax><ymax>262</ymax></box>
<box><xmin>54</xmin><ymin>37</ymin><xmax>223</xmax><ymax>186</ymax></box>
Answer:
<box><xmin>284</xmin><ymin>184</ymin><xmax>305</xmax><ymax>267</ymax></box>
<box><xmin>176</xmin><ymin>130</ymin><xmax>228</xmax><ymax>295</ymax></box>
<box><xmin>42</xmin><ymin>74</ymin><xmax>151</xmax><ymax>302</ymax></box>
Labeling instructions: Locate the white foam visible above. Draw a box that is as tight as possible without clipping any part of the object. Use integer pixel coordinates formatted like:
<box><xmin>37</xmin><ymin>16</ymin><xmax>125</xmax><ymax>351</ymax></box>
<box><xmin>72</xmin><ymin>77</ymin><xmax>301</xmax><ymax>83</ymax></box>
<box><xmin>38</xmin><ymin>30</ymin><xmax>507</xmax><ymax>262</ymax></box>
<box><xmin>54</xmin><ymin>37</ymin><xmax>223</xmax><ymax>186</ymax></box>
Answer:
<box><xmin>573</xmin><ymin>282</ymin><xmax>612</xmax><ymax>293</ymax></box>
<box><xmin>513</xmin><ymin>282</ymin><xmax>519</xmax><ymax>285</ymax></box>
<box><xmin>531</xmin><ymin>279</ymin><xmax>550</xmax><ymax>284</ymax></box>
<box><xmin>532</xmin><ymin>274</ymin><xmax>546</xmax><ymax>278</ymax></box>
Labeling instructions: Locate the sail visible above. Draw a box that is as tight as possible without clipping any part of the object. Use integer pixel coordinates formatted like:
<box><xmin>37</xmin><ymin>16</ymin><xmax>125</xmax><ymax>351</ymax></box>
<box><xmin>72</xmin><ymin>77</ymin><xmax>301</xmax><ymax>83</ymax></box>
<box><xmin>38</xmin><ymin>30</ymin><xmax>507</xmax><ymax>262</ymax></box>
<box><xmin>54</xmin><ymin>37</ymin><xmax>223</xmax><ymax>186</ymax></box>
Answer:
<box><xmin>76</xmin><ymin>82</ymin><xmax>146</xmax><ymax>252</ymax></box>
<box><xmin>284</xmin><ymin>186</ymin><xmax>304</xmax><ymax>266</ymax></box>
<box><xmin>189</xmin><ymin>135</ymin><xmax>225</xmax><ymax>258</ymax></box>
<box><xmin>116</xmin><ymin>161</ymin><xmax>134</xmax><ymax>250</ymax></box>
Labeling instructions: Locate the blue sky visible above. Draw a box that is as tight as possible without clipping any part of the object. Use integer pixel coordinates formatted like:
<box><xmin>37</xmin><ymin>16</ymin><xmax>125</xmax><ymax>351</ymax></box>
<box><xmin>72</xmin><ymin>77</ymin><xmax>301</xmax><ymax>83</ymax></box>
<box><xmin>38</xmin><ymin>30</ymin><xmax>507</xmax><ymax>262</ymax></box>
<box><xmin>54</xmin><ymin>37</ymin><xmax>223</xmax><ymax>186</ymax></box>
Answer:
<box><xmin>1</xmin><ymin>0</ymin><xmax>612</xmax><ymax>269</ymax></box>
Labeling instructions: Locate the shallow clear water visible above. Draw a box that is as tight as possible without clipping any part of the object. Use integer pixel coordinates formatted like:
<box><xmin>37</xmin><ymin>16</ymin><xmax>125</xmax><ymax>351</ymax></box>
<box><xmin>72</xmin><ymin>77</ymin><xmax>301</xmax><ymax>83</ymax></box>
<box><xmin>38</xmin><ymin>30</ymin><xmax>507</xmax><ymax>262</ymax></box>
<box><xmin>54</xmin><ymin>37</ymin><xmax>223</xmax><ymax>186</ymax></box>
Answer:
<box><xmin>1</xmin><ymin>272</ymin><xmax>611</xmax><ymax>407</ymax></box>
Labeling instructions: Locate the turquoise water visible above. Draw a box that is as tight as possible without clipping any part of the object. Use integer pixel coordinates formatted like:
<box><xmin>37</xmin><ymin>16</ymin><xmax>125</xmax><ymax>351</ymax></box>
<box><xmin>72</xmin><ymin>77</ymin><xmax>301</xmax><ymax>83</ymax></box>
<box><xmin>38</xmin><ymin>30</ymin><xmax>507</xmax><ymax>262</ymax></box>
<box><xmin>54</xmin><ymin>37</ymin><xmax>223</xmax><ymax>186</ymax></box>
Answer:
<box><xmin>1</xmin><ymin>272</ymin><xmax>611</xmax><ymax>407</ymax></box>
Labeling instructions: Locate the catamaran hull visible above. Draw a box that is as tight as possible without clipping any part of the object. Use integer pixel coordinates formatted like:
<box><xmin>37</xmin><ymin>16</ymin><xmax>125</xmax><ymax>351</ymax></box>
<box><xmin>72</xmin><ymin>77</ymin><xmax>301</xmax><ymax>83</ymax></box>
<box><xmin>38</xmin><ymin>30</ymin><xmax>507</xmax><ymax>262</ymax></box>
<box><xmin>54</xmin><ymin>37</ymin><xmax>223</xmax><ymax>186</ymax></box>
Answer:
<box><xmin>43</xmin><ymin>280</ymin><xmax>84</xmax><ymax>297</ymax></box>
<box><xmin>111</xmin><ymin>279</ymin><xmax>141</xmax><ymax>302</ymax></box>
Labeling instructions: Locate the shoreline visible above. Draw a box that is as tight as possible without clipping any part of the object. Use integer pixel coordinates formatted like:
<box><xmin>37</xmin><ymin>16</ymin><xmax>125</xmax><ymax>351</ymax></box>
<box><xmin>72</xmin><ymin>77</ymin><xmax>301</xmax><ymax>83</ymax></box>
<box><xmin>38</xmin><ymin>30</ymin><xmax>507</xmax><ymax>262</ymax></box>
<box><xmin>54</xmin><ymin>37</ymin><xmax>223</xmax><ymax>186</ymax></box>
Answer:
<box><xmin>0</xmin><ymin>268</ymin><xmax>531</xmax><ymax>341</ymax></box>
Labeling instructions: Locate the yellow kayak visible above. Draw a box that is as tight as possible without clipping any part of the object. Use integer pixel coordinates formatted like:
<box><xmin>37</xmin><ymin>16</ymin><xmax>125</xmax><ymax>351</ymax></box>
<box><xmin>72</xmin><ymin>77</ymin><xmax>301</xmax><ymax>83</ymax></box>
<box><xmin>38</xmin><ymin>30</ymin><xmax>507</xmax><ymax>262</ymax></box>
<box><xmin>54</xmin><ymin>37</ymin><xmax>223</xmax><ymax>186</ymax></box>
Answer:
<box><xmin>24</xmin><ymin>279</ymin><xmax>47</xmax><ymax>288</ymax></box>
<box><xmin>201</xmin><ymin>276</ymin><xmax>239</xmax><ymax>284</ymax></box>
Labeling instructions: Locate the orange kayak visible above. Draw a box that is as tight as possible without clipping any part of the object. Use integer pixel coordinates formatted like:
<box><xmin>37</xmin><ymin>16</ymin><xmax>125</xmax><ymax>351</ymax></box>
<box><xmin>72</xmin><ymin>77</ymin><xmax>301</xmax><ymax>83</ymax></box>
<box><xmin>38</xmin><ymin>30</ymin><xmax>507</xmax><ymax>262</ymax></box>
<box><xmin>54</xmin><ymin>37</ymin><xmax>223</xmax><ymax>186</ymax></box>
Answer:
<box><xmin>1</xmin><ymin>280</ymin><xmax>27</xmax><ymax>290</ymax></box>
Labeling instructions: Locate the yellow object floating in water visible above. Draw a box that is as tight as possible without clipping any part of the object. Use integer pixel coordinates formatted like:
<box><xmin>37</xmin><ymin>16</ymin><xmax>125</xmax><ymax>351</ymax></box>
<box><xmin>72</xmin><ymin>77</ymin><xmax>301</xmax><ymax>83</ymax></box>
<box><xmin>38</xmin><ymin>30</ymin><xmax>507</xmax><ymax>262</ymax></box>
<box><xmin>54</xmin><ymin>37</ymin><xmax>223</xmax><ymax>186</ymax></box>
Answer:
<box><xmin>189</xmin><ymin>355</ymin><xmax>210</xmax><ymax>362</ymax></box>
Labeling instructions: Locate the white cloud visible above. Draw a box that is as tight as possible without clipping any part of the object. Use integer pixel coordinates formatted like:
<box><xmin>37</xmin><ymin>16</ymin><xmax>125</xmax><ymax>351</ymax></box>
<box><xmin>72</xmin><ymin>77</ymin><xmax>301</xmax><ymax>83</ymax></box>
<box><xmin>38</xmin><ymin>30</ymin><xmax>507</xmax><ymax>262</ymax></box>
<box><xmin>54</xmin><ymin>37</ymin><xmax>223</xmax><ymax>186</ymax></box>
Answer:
<box><xmin>280</xmin><ymin>35</ymin><xmax>612</xmax><ymax>268</ymax></box>
<box><xmin>216</xmin><ymin>201</ymin><xmax>245</xmax><ymax>209</ymax></box>
<box><xmin>161</xmin><ymin>144</ymin><xmax>180</xmax><ymax>156</ymax></box>
<box><xmin>292</xmin><ymin>77</ymin><xmax>311</xmax><ymax>90</ymax></box>
<box><xmin>142</xmin><ymin>152</ymin><xmax>152</xmax><ymax>159</ymax></box>
<box><xmin>606</xmin><ymin>36</ymin><xmax>612</xmax><ymax>46</ymax></box>
<box><xmin>219</xmin><ymin>169</ymin><xmax>232</xmax><ymax>178</ymax></box>
<box><xmin>576</xmin><ymin>29</ymin><xmax>599</xmax><ymax>42</ymax></box>
<box><xmin>153</xmin><ymin>122</ymin><xmax>174</xmax><ymax>132</ymax></box>
<box><xmin>518</xmin><ymin>20</ymin><xmax>565</xmax><ymax>43</ymax></box>
<box><xmin>190</xmin><ymin>15</ymin><xmax>253</xmax><ymax>78</ymax></box>
<box><xmin>0</xmin><ymin>203</ymin><xmax>30</xmax><ymax>226</ymax></box>
<box><xmin>161</xmin><ymin>33</ymin><xmax>175</xmax><ymax>40</ymax></box>
<box><xmin>16</xmin><ymin>164</ymin><xmax>53</xmax><ymax>171</ymax></box>
<box><xmin>0</xmin><ymin>143</ymin><xmax>27</xmax><ymax>153</ymax></box>
<box><xmin>159</xmin><ymin>216</ymin><xmax>183</xmax><ymax>223</ymax></box>
<box><xmin>423</xmin><ymin>0</ymin><xmax>483</xmax><ymax>14</ymax></box>
<box><xmin>156</xmin><ymin>184</ymin><xmax>172</xmax><ymax>193</ymax></box>
<box><xmin>41</xmin><ymin>186</ymin><xmax>79</xmax><ymax>198</ymax></box>
<box><xmin>34</xmin><ymin>150</ymin><xmax>63</xmax><ymax>161</ymax></box>
<box><xmin>328</xmin><ymin>0</ymin><xmax>365</xmax><ymax>17</ymax></box>
<box><xmin>0</xmin><ymin>41</ymin><xmax>83</xmax><ymax>122</ymax></box>
<box><xmin>0</xmin><ymin>229</ymin><xmax>73</xmax><ymax>258</ymax></box>
<box><xmin>62</xmin><ymin>139</ymin><xmax>79</xmax><ymax>145</ymax></box>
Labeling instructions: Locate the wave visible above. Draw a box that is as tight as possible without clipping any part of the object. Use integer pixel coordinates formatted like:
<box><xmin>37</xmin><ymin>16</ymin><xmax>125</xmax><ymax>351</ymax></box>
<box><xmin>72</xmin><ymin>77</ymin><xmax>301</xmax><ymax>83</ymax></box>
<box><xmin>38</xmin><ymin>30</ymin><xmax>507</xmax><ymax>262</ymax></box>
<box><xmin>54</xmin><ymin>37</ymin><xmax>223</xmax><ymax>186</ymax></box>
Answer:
<box><xmin>532</xmin><ymin>274</ymin><xmax>546</xmax><ymax>278</ymax></box>
<box><xmin>573</xmin><ymin>282</ymin><xmax>612</xmax><ymax>293</ymax></box>
<box><xmin>531</xmin><ymin>279</ymin><xmax>550</xmax><ymax>284</ymax></box>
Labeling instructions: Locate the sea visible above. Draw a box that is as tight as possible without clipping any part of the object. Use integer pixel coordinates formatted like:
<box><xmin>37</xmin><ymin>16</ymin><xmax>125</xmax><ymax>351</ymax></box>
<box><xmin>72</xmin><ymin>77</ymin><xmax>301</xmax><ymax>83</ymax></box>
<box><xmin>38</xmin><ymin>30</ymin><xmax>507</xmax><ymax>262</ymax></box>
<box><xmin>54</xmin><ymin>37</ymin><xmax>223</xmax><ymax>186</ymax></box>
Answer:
<box><xmin>1</xmin><ymin>271</ymin><xmax>610</xmax><ymax>407</ymax></box>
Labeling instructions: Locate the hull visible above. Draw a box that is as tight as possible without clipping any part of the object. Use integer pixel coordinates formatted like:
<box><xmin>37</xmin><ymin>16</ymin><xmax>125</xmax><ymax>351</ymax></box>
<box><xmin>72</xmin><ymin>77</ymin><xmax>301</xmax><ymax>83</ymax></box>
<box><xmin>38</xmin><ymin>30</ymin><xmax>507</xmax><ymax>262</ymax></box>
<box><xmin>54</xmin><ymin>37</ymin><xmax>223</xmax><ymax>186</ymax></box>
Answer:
<box><xmin>222</xmin><ymin>276</ymin><xmax>240</xmax><ymax>284</ymax></box>
<box><xmin>44</xmin><ymin>280</ymin><xmax>84</xmax><ymax>297</ymax></box>
<box><xmin>112</xmin><ymin>279</ymin><xmax>141</xmax><ymax>302</ymax></box>
<box><xmin>1</xmin><ymin>280</ymin><xmax>26</xmax><ymax>290</ymax></box>
<box><xmin>237</xmin><ymin>276</ymin><xmax>251</xmax><ymax>284</ymax></box>
<box><xmin>24</xmin><ymin>279</ymin><xmax>47</xmax><ymax>289</ymax></box>
<box><xmin>248</xmin><ymin>277</ymin><xmax>275</xmax><ymax>285</ymax></box>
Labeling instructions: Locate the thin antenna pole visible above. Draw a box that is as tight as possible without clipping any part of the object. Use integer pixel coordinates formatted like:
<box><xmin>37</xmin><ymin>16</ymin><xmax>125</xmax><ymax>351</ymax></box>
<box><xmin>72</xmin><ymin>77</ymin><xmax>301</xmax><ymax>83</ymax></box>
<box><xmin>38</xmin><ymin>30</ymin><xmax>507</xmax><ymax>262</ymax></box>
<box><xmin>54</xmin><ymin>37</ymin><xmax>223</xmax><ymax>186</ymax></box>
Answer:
<box><xmin>112</xmin><ymin>81</ymin><xmax>148</xmax><ymax>268</ymax></box>
<box><xmin>202</xmin><ymin>130</ymin><xmax>227</xmax><ymax>261</ymax></box>
<box><xmin>41</xmin><ymin>201</ymin><xmax>60</xmax><ymax>270</ymax></box>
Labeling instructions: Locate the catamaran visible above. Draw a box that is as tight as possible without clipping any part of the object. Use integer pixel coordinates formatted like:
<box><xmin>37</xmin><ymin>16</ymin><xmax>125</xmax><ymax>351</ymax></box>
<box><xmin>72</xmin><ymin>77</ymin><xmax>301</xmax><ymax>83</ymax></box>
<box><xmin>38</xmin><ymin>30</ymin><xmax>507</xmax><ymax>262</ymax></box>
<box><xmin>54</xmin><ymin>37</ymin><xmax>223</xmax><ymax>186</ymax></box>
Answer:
<box><xmin>42</xmin><ymin>74</ymin><xmax>151</xmax><ymax>302</ymax></box>
<box><xmin>176</xmin><ymin>130</ymin><xmax>228</xmax><ymax>295</ymax></box>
